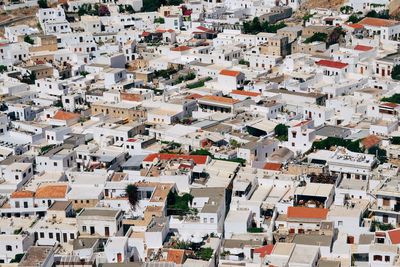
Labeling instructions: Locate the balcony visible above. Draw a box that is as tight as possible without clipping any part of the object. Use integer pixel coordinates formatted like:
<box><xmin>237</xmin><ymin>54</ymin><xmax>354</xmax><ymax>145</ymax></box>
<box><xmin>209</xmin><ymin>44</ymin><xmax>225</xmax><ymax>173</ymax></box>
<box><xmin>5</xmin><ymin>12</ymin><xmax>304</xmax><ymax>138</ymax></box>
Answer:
<box><xmin>370</xmin><ymin>204</ymin><xmax>400</xmax><ymax>214</ymax></box>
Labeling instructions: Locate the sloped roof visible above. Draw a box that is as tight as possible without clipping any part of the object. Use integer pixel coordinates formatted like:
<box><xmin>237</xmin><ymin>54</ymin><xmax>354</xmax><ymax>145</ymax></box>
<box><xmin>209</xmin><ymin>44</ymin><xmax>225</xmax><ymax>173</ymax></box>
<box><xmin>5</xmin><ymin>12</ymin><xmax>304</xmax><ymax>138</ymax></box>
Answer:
<box><xmin>316</xmin><ymin>60</ymin><xmax>348</xmax><ymax>69</ymax></box>
<box><xmin>361</xmin><ymin>135</ymin><xmax>381</xmax><ymax>149</ymax></box>
<box><xmin>231</xmin><ymin>90</ymin><xmax>260</xmax><ymax>97</ymax></box>
<box><xmin>287</xmin><ymin>207</ymin><xmax>328</xmax><ymax>220</ymax></box>
<box><xmin>11</xmin><ymin>190</ymin><xmax>35</xmax><ymax>198</ymax></box>
<box><xmin>200</xmin><ymin>95</ymin><xmax>240</xmax><ymax>104</ymax></box>
<box><xmin>53</xmin><ymin>111</ymin><xmax>80</xmax><ymax>121</ymax></box>
<box><xmin>35</xmin><ymin>185</ymin><xmax>68</xmax><ymax>199</ymax></box>
<box><xmin>359</xmin><ymin>17</ymin><xmax>400</xmax><ymax>27</ymax></box>
<box><xmin>143</xmin><ymin>153</ymin><xmax>208</xmax><ymax>164</ymax></box>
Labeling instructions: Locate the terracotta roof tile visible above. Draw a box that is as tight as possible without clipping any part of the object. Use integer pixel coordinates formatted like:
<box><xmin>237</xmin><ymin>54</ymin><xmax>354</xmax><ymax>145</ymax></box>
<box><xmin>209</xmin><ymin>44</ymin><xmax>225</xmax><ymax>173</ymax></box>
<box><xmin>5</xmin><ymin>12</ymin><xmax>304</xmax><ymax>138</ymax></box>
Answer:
<box><xmin>359</xmin><ymin>17</ymin><xmax>400</xmax><ymax>27</ymax></box>
<box><xmin>231</xmin><ymin>90</ymin><xmax>260</xmax><ymax>97</ymax></box>
<box><xmin>361</xmin><ymin>135</ymin><xmax>381</xmax><ymax>149</ymax></box>
<box><xmin>166</xmin><ymin>249</ymin><xmax>186</xmax><ymax>264</ymax></box>
<box><xmin>143</xmin><ymin>153</ymin><xmax>209</xmax><ymax>164</ymax></box>
<box><xmin>196</xmin><ymin>26</ymin><xmax>216</xmax><ymax>33</ymax></box>
<box><xmin>53</xmin><ymin>111</ymin><xmax>80</xmax><ymax>121</ymax></box>
<box><xmin>11</xmin><ymin>190</ymin><xmax>35</xmax><ymax>198</ymax></box>
<box><xmin>253</xmin><ymin>244</ymin><xmax>274</xmax><ymax>257</ymax></box>
<box><xmin>345</xmin><ymin>23</ymin><xmax>364</xmax><ymax>29</ymax></box>
<box><xmin>200</xmin><ymin>95</ymin><xmax>240</xmax><ymax>104</ymax></box>
<box><xmin>185</xmin><ymin>93</ymin><xmax>203</xmax><ymax>100</ymax></box>
<box><xmin>388</xmin><ymin>228</ymin><xmax>400</xmax><ymax>244</ymax></box>
<box><xmin>142</xmin><ymin>31</ymin><xmax>151</xmax><ymax>37</ymax></box>
<box><xmin>287</xmin><ymin>206</ymin><xmax>328</xmax><ymax>220</ymax></box>
<box><xmin>219</xmin><ymin>69</ymin><xmax>242</xmax><ymax>77</ymax></box>
<box><xmin>35</xmin><ymin>185</ymin><xmax>68</xmax><ymax>199</ymax></box>
<box><xmin>354</xmin><ymin>45</ymin><xmax>374</xmax><ymax>51</ymax></box>
<box><xmin>316</xmin><ymin>59</ymin><xmax>348</xmax><ymax>69</ymax></box>
<box><xmin>380</xmin><ymin>102</ymin><xmax>399</xmax><ymax>108</ymax></box>
<box><xmin>263</xmin><ymin>162</ymin><xmax>282</xmax><ymax>171</ymax></box>
<box><xmin>170</xmin><ymin>46</ymin><xmax>191</xmax><ymax>52</ymax></box>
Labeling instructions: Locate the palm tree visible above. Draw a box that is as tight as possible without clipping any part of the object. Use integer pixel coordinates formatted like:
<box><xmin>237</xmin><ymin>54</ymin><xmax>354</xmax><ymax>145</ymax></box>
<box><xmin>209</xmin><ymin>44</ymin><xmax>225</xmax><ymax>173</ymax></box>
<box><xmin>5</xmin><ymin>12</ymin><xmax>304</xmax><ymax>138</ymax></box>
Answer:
<box><xmin>125</xmin><ymin>184</ymin><xmax>139</xmax><ymax>211</ymax></box>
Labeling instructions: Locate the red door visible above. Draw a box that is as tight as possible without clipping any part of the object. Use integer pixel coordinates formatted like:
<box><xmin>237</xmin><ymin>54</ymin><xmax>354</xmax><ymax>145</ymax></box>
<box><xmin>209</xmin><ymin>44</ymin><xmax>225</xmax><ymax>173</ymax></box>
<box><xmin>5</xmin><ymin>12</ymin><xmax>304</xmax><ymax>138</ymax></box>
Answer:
<box><xmin>117</xmin><ymin>253</ymin><xmax>122</xmax><ymax>263</ymax></box>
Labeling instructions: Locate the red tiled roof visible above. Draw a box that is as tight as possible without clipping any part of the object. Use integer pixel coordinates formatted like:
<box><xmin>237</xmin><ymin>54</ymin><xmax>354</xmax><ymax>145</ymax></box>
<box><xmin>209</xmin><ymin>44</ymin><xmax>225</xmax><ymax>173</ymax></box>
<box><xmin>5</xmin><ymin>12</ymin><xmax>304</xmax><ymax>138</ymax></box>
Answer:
<box><xmin>35</xmin><ymin>185</ymin><xmax>68</xmax><ymax>199</ymax></box>
<box><xmin>196</xmin><ymin>26</ymin><xmax>215</xmax><ymax>33</ymax></box>
<box><xmin>200</xmin><ymin>95</ymin><xmax>240</xmax><ymax>104</ymax></box>
<box><xmin>231</xmin><ymin>90</ymin><xmax>260</xmax><ymax>97</ymax></box>
<box><xmin>380</xmin><ymin>102</ymin><xmax>399</xmax><ymax>108</ymax></box>
<box><xmin>316</xmin><ymin>59</ymin><xmax>348</xmax><ymax>69</ymax></box>
<box><xmin>345</xmin><ymin>23</ymin><xmax>364</xmax><ymax>29</ymax></box>
<box><xmin>11</xmin><ymin>191</ymin><xmax>35</xmax><ymax>198</ymax></box>
<box><xmin>53</xmin><ymin>111</ymin><xmax>80</xmax><ymax>121</ymax></box>
<box><xmin>354</xmin><ymin>45</ymin><xmax>373</xmax><ymax>51</ymax></box>
<box><xmin>287</xmin><ymin>207</ymin><xmax>328</xmax><ymax>220</ymax></box>
<box><xmin>166</xmin><ymin>249</ymin><xmax>186</xmax><ymax>264</ymax></box>
<box><xmin>143</xmin><ymin>153</ymin><xmax>209</xmax><ymax>164</ymax></box>
<box><xmin>388</xmin><ymin>228</ymin><xmax>400</xmax><ymax>244</ymax></box>
<box><xmin>293</xmin><ymin>120</ymin><xmax>310</xmax><ymax>127</ymax></box>
<box><xmin>219</xmin><ymin>69</ymin><xmax>242</xmax><ymax>77</ymax></box>
<box><xmin>156</xmin><ymin>29</ymin><xmax>175</xmax><ymax>33</ymax></box>
<box><xmin>359</xmin><ymin>17</ymin><xmax>400</xmax><ymax>27</ymax></box>
<box><xmin>127</xmin><ymin>138</ymin><xmax>137</xmax><ymax>142</ymax></box>
<box><xmin>263</xmin><ymin>162</ymin><xmax>282</xmax><ymax>171</ymax></box>
<box><xmin>170</xmin><ymin>46</ymin><xmax>191</xmax><ymax>52</ymax></box>
<box><xmin>185</xmin><ymin>93</ymin><xmax>203</xmax><ymax>100</ymax></box>
<box><xmin>142</xmin><ymin>31</ymin><xmax>151</xmax><ymax>37</ymax></box>
<box><xmin>254</xmin><ymin>244</ymin><xmax>274</xmax><ymax>258</ymax></box>
<box><xmin>361</xmin><ymin>135</ymin><xmax>381</xmax><ymax>149</ymax></box>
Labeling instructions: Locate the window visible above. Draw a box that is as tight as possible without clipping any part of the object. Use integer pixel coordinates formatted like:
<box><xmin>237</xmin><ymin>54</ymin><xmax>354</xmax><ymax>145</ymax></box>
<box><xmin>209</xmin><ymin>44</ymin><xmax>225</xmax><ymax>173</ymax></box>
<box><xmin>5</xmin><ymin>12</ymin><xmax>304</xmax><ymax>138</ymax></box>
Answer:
<box><xmin>385</xmin><ymin>256</ymin><xmax>390</xmax><ymax>262</ymax></box>
<box><xmin>374</xmin><ymin>255</ymin><xmax>383</xmax><ymax>261</ymax></box>
<box><xmin>210</xmin><ymin>218</ymin><xmax>215</xmax><ymax>223</ymax></box>
<box><xmin>53</xmin><ymin>162</ymin><xmax>58</xmax><ymax>167</ymax></box>
<box><xmin>49</xmin><ymin>233</ymin><xmax>53</xmax><ymax>239</ymax></box>
<box><xmin>40</xmin><ymin>232</ymin><xmax>45</xmax><ymax>238</ymax></box>
<box><xmin>82</xmin><ymin>226</ymin><xmax>87</xmax><ymax>232</ymax></box>
<box><xmin>6</xmin><ymin>245</ymin><xmax>12</xmax><ymax>251</ymax></box>
<box><xmin>338</xmin><ymin>221</ymin><xmax>343</xmax><ymax>226</ymax></box>
<box><xmin>203</xmin><ymin>218</ymin><xmax>207</xmax><ymax>223</ymax></box>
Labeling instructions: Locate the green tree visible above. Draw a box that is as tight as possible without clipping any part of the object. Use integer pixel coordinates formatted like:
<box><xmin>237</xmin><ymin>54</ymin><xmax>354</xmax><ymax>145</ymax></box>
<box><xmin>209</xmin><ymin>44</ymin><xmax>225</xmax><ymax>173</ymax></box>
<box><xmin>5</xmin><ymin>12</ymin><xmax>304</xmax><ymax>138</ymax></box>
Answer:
<box><xmin>368</xmin><ymin>146</ymin><xmax>387</xmax><ymax>163</ymax></box>
<box><xmin>251</xmin><ymin>17</ymin><xmax>262</xmax><ymax>33</ymax></box>
<box><xmin>381</xmin><ymin>93</ymin><xmax>400</xmax><ymax>103</ymax></box>
<box><xmin>327</xmin><ymin>27</ymin><xmax>345</xmax><ymax>46</ymax></box>
<box><xmin>366</xmin><ymin>9</ymin><xmax>389</xmax><ymax>19</ymax></box>
<box><xmin>340</xmin><ymin>5</ymin><xmax>353</xmax><ymax>14</ymax></box>
<box><xmin>125</xmin><ymin>184</ymin><xmax>139</xmax><ymax>211</ymax></box>
<box><xmin>391</xmin><ymin>65</ymin><xmax>400</xmax><ymax>80</ymax></box>
<box><xmin>24</xmin><ymin>35</ymin><xmax>34</xmax><ymax>45</ymax></box>
<box><xmin>391</xmin><ymin>136</ymin><xmax>400</xmax><ymax>145</ymax></box>
<box><xmin>274</xmin><ymin>124</ymin><xmax>289</xmax><ymax>141</ymax></box>
<box><xmin>347</xmin><ymin>14</ymin><xmax>363</xmax><ymax>23</ymax></box>
<box><xmin>304</xmin><ymin>32</ymin><xmax>328</xmax><ymax>43</ymax></box>
<box><xmin>154</xmin><ymin>17</ymin><xmax>165</xmax><ymax>23</ymax></box>
<box><xmin>196</xmin><ymin>248</ymin><xmax>214</xmax><ymax>261</ymax></box>
<box><xmin>118</xmin><ymin>4</ymin><xmax>125</xmax><ymax>13</ymax></box>
<box><xmin>0</xmin><ymin>65</ymin><xmax>7</xmax><ymax>73</ymax></box>
<box><xmin>10</xmin><ymin>254</ymin><xmax>24</xmax><ymax>263</ymax></box>
<box><xmin>190</xmin><ymin>149</ymin><xmax>213</xmax><ymax>156</ymax></box>
<box><xmin>80</xmin><ymin>71</ymin><xmax>89</xmax><ymax>77</ymax></box>
<box><xmin>37</xmin><ymin>0</ymin><xmax>48</xmax><ymax>8</ymax></box>
<box><xmin>125</xmin><ymin>4</ymin><xmax>134</xmax><ymax>13</ymax></box>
